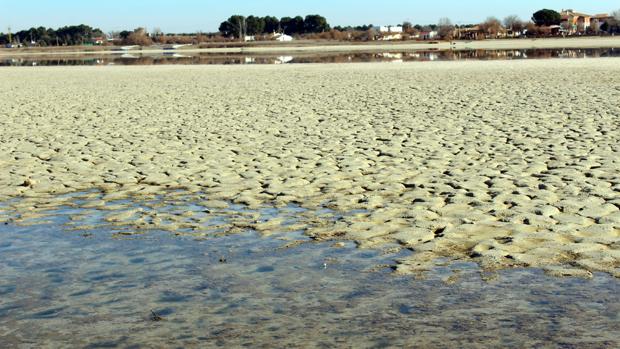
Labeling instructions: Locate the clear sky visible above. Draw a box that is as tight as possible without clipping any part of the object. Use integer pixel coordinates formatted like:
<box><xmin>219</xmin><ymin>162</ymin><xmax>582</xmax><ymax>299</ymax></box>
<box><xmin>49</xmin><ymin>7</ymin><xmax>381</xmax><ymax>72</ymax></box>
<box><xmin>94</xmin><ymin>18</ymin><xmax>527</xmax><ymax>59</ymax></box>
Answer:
<box><xmin>2</xmin><ymin>0</ymin><xmax>619</xmax><ymax>33</ymax></box>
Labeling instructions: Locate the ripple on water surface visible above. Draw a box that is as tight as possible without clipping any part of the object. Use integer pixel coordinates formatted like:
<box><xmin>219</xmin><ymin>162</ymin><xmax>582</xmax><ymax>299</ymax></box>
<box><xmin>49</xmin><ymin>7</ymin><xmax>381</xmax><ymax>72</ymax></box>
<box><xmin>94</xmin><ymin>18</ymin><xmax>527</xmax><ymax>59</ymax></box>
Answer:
<box><xmin>0</xmin><ymin>197</ymin><xmax>618</xmax><ymax>348</ymax></box>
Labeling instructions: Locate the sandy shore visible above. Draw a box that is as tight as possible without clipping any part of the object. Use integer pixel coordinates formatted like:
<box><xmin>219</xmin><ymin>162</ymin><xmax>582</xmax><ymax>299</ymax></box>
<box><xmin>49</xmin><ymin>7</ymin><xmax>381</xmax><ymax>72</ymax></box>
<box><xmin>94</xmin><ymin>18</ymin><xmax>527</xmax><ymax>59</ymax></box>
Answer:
<box><xmin>0</xmin><ymin>59</ymin><xmax>619</xmax><ymax>277</ymax></box>
<box><xmin>1</xmin><ymin>37</ymin><xmax>620</xmax><ymax>57</ymax></box>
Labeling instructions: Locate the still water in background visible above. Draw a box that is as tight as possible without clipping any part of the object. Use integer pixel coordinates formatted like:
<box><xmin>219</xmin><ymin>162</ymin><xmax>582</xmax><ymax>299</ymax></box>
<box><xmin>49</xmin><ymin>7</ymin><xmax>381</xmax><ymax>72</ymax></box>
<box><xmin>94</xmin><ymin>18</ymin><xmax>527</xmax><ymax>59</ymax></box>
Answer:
<box><xmin>1</xmin><ymin>47</ymin><xmax>619</xmax><ymax>66</ymax></box>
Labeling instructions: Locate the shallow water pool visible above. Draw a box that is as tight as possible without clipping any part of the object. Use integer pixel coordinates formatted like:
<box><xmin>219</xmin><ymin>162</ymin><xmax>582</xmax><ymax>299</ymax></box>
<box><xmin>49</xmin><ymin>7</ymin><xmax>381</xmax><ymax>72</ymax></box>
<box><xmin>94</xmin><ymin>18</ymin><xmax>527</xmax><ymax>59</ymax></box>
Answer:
<box><xmin>0</xmin><ymin>207</ymin><xmax>618</xmax><ymax>348</ymax></box>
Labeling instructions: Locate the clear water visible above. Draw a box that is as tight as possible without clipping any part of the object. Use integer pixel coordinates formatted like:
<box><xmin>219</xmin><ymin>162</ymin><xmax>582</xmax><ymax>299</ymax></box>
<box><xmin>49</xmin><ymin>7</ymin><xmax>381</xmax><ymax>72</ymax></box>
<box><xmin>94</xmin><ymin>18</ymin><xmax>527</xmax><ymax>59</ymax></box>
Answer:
<box><xmin>1</xmin><ymin>48</ymin><xmax>619</xmax><ymax>66</ymax></box>
<box><xmin>0</xmin><ymin>199</ymin><xmax>618</xmax><ymax>348</ymax></box>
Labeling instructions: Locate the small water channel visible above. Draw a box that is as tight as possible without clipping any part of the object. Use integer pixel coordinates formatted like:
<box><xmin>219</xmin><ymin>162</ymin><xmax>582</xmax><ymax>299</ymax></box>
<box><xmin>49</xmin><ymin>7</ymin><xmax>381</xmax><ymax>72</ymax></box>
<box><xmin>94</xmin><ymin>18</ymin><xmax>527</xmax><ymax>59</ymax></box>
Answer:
<box><xmin>1</xmin><ymin>48</ymin><xmax>619</xmax><ymax>66</ymax></box>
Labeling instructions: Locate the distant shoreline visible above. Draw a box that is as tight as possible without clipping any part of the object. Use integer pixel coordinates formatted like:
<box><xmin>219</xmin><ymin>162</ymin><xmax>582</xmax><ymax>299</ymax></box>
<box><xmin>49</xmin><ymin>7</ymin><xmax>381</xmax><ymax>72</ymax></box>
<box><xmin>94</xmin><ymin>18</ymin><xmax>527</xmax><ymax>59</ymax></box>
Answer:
<box><xmin>1</xmin><ymin>37</ymin><xmax>619</xmax><ymax>57</ymax></box>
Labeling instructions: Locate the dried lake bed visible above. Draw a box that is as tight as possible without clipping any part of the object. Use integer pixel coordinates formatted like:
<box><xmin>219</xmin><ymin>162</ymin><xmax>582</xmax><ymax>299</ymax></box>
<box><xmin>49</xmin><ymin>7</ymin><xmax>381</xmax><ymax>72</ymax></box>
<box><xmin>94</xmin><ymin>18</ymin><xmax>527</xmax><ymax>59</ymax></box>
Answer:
<box><xmin>0</xmin><ymin>58</ymin><xmax>619</xmax><ymax>346</ymax></box>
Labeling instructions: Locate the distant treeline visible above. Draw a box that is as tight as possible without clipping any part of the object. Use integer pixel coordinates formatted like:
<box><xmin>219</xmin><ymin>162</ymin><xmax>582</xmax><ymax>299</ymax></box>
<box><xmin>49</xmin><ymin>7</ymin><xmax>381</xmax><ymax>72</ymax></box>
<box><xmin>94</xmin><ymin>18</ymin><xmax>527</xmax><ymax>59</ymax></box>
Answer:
<box><xmin>2</xmin><ymin>8</ymin><xmax>619</xmax><ymax>47</ymax></box>
<box><xmin>218</xmin><ymin>15</ymin><xmax>330</xmax><ymax>37</ymax></box>
<box><xmin>0</xmin><ymin>24</ymin><xmax>104</xmax><ymax>46</ymax></box>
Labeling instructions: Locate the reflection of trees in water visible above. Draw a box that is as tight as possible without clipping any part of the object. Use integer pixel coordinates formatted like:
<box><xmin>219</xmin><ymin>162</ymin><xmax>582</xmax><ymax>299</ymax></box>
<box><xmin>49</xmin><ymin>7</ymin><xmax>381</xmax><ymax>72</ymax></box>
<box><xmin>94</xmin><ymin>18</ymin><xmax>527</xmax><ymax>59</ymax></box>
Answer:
<box><xmin>1</xmin><ymin>48</ymin><xmax>617</xmax><ymax>66</ymax></box>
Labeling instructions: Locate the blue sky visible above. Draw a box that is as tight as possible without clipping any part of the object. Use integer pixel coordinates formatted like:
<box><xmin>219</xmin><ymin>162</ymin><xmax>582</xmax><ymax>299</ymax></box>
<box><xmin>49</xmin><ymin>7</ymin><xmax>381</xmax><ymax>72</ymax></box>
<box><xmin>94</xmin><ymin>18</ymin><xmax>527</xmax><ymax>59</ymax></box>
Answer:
<box><xmin>2</xmin><ymin>0</ymin><xmax>619</xmax><ymax>33</ymax></box>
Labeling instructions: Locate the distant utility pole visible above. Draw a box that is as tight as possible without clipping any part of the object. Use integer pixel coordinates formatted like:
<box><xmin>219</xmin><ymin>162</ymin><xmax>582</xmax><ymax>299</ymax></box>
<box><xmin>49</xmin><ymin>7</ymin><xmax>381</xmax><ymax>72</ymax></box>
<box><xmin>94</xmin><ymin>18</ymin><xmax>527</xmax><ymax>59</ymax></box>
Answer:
<box><xmin>8</xmin><ymin>26</ymin><xmax>12</xmax><ymax>44</ymax></box>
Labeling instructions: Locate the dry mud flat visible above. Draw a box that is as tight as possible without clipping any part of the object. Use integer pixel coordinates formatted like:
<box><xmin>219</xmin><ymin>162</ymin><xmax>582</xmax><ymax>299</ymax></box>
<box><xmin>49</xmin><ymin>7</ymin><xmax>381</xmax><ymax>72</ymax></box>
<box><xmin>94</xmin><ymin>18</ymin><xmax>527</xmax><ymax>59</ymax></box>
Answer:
<box><xmin>0</xmin><ymin>59</ymin><xmax>619</xmax><ymax>278</ymax></box>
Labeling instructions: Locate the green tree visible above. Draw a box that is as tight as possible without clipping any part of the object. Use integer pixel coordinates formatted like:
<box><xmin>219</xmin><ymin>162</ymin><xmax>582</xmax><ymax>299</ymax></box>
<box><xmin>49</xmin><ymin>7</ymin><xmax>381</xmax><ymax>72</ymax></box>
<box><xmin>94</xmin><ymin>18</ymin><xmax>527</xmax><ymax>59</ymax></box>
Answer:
<box><xmin>303</xmin><ymin>15</ymin><xmax>330</xmax><ymax>33</ymax></box>
<box><xmin>219</xmin><ymin>15</ymin><xmax>246</xmax><ymax>38</ymax></box>
<box><xmin>532</xmin><ymin>9</ymin><xmax>561</xmax><ymax>26</ymax></box>
<box><xmin>245</xmin><ymin>16</ymin><xmax>265</xmax><ymax>35</ymax></box>
<box><xmin>402</xmin><ymin>21</ymin><xmax>413</xmax><ymax>33</ymax></box>
<box><xmin>263</xmin><ymin>16</ymin><xmax>280</xmax><ymax>33</ymax></box>
<box><xmin>54</xmin><ymin>24</ymin><xmax>102</xmax><ymax>45</ymax></box>
<box><xmin>280</xmin><ymin>16</ymin><xmax>304</xmax><ymax>35</ymax></box>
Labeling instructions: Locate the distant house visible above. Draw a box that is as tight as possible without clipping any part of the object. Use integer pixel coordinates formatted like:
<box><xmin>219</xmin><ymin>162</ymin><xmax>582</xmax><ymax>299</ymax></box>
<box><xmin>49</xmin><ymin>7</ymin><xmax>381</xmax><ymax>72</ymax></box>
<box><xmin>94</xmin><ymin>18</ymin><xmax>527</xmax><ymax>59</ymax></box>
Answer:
<box><xmin>591</xmin><ymin>13</ymin><xmax>613</xmax><ymax>31</ymax></box>
<box><xmin>244</xmin><ymin>35</ymin><xmax>255</xmax><ymax>42</ymax></box>
<box><xmin>455</xmin><ymin>26</ymin><xmax>485</xmax><ymax>40</ymax></box>
<box><xmin>506</xmin><ymin>28</ymin><xmax>525</xmax><ymax>38</ymax></box>
<box><xmin>92</xmin><ymin>37</ymin><xmax>105</xmax><ymax>45</ymax></box>
<box><xmin>560</xmin><ymin>9</ymin><xmax>610</xmax><ymax>34</ymax></box>
<box><xmin>548</xmin><ymin>25</ymin><xmax>563</xmax><ymax>35</ymax></box>
<box><xmin>379</xmin><ymin>25</ymin><xmax>403</xmax><ymax>34</ymax></box>
<box><xmin>272</xmin><ymin>33</ymin><xmax>293</xmax><ymax>42</ymax></box>
<box><xmin>377</xmin><ymin>25</ymin><xmax>403</xmax><ymax>40</ymax></box>
<box><xmin>419</xmin><ymin>31</ymin><xmax>438</xmax><ymax>40</ymax></box>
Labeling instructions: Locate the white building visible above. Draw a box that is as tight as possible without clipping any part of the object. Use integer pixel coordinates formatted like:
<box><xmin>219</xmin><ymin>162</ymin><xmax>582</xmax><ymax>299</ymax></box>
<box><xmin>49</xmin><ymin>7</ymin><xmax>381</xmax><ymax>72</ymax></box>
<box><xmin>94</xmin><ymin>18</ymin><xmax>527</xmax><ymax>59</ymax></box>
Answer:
<box><xmin>273</xmin><ymin>33</ymin><xmax>293</xmax><ymax>42</ymax></box>
<box><xmin>420</xmin><ymin>31</ymin><xmax>438</xmax><ymax>40</ymax></box>
<box><xmin>379</xmin><ymin>25</ymin><xmax>403</xmax><ymax>33</ymax></box>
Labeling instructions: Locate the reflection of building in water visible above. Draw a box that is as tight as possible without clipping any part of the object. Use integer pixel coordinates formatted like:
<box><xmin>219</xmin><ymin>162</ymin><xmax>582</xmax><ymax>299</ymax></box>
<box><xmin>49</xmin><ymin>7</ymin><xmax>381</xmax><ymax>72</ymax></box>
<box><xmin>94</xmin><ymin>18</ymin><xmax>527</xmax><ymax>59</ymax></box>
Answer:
<box><xmin>402</xmin><ymin>51</ymin><xmax>439</xmax><ymax>61</ymax></box>
<box><xmin>557</xmin><ymin>49</ymin><xmax>589</xmax><ymax>59</ymax></box>
<box><xmin>2</xmin><ymin>48</ymin><xmax>618</xmax><ymax>66</ymax></box>
<box><xmin>378</xmin><ymin>52</ymin><xmax>403</xmax><ymax>62</ymax></box>
<box><xmin>426</xmin><ymin>53</ymin><xmax>439</xmax><ymax>61</ymax></box>
<box><xmin>274</xmin><ymin>56</ymin><xmax>294</xmax><ymax>64</ymax></box>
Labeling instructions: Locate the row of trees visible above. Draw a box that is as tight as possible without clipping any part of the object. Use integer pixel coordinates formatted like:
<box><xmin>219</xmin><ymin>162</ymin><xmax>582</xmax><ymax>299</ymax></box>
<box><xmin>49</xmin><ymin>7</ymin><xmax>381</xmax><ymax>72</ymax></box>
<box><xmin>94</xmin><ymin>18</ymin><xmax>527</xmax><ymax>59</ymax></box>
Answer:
<box><xmin>218</xmin><ymin>14</ymin><xmax>330</xmax><ymax>38</ymax></box>
<box><xmin>0</xmin><ymin>24</ymin><xmax>104</xmax><ymax>46</ymax></box>
<box><xmin>2</xmin><ymin>9</ymin><xmax>619</xmax><ymax>46</ymax></box>
<box><xmin>433</xmin><ymin>9</ymin><xmax>620</xmax><ymax>40</ymax></box>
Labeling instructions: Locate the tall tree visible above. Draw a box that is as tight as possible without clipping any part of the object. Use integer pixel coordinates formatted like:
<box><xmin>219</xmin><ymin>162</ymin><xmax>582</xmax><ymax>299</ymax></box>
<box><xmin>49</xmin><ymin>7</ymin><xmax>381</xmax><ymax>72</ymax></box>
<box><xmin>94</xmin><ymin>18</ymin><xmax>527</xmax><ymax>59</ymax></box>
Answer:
<box><xmin>263</xmin><ymin>16</ymin><xmax>280</xmax><ymax>33</ymax></box>
<box><xmin>481</xmin><ymin>16</ymin><xmax>503</xmax><ymax>37</ymax></box>
<box><xmin>280</xmin><ymin>16</ymin><xmax>304</xmax><ymax>35</ymax></box>
<box><xmin>437</xmin><ymin>18</ymin><xmax>454</xmax><ymax>40</ymax></box>
<box><xmin>503</xmin><ymin>15</ymin><xmax>523</xmax><ymax>31</ymax></box>
<box><xmin>303</xmin><ymin>15</ymin><xmax>330</xmax><ymax>33</ymax></box>
<box><xmin>532</xmin><ymin>9</ymin><xmax>561</xmax><ymax>26</ymax></box>
<box><xmin>245</xmin><ymin>16</ymin><xmax>265</xmax><ymax>35</ymax></box>
<box><xmin>219</xmin><ymin>15</ymin><xmax>246</xmax><ymax>38</ymax></box>
<box><xmin>402</xmin><ymin>21</ymin><xmax>413</xmax><ymax>33</ymax></box>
